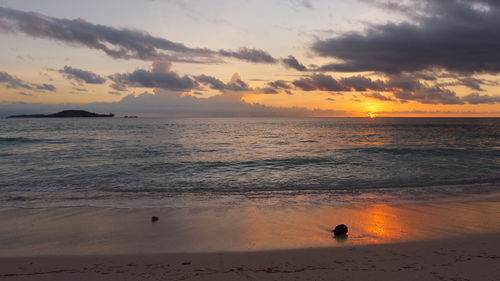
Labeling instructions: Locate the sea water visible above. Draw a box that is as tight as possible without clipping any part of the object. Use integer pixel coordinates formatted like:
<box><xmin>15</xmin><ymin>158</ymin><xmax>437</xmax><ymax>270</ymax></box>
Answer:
<box><xmin>0</xmin><ymin>117</ymin><xmax>499</xmax><ymax>207</ymax></box>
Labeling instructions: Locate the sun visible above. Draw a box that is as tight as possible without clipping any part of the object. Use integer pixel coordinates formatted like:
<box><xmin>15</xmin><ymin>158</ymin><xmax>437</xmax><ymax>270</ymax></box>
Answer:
<box><xmin>369</xmin><ymin>113</ymin><xmax>377</xmax><ymax>119</ymax></box>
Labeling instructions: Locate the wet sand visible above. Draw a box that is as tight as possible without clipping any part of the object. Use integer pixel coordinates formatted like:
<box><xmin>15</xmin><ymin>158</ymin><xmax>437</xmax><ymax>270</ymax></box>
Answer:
<box><xmin>0</xmin><ymin>194</ymin><xmax>499</xmax><ymax>280</ymax></box>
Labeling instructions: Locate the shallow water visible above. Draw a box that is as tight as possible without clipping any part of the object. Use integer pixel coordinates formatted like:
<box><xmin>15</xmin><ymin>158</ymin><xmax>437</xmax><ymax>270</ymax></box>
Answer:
<box><xmin>1</xmin><ymin>117</ymin><xmax>499</xmax><ymax>207</ymax></box>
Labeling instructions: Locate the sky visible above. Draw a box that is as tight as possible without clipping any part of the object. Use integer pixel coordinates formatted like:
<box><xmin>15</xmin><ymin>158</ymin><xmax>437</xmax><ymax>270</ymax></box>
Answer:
<box><xmin>0</xmin><ymin>0</ymin><xmax>500</xmax><ymax>117</ymax></box>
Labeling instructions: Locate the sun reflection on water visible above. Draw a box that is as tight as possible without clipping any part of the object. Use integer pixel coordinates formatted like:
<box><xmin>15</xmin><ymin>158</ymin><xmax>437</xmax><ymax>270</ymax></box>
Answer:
<box><xmin>235</xmin><ymin>199</ymin><xmax>500</xmax><ymax>251</ymax></box>
<box><xmin>238</xmin><ymin>203</ymin><xmax>412</xmax><ymax>250</ymax></box>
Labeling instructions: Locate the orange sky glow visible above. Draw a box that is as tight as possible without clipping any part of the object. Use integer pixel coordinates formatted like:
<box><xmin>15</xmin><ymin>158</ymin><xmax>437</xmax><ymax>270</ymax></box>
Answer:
<box><xmin>1</xmin><ymin>1</ymin><xmax>499</xmax><ymax>117</ymax></box>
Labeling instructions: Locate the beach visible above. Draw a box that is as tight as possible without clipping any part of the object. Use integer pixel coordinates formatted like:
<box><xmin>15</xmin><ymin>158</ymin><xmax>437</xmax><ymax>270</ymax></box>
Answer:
<box><xmin>1</xmin><ymin>193</ymin><xmax>499</xmax><ymax>280</ymax></box>
<box><xmin>1</xmin><ymin>118</ymin><xmax>499</xmax><ymax>280</ymax></box>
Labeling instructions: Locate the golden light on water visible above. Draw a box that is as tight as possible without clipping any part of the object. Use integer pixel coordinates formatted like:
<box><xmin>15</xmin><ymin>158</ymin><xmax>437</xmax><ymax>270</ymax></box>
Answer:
<box><xmin>237</xmin><ymin>204</ymin><xmax>412</xmax><ymax>250</ymax></box>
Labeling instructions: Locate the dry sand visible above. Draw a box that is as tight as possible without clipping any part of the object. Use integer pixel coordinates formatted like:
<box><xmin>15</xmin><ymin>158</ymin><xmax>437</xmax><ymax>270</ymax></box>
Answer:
<box><xmin>0</xmin><ymin>234</ymin><xmax>499</xmax><ymax>281</ymax></box>
<box><xmin>0</xmin><ymin>193</ymin><xmax>499</xmax><ymax>280</ymax></box>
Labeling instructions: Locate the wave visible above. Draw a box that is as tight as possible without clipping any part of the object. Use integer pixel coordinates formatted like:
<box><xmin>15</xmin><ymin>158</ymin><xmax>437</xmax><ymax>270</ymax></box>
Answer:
<box><xmin>0</xmin><ymin>136</ymin><xmax>77</xmax><ymax>145</ymax></box>
<box><xmin>339</xmin><ymin>147</ymin><xmax>500</xmax><ymax>155</ymax></box>
<box><xmin>3</xmin><ymin>180</ymin><xmax>499</xmax><ymax>209</ymax></box>
<box><xmin>145</xmin><ymin>148</ymin><xmax>497</xmax><ymax>172</ymax></box>
<box><xmin>0</xmin><ymin>137</ymin><xmax>43</xmax><ymax>143</ymax></box>
<box><xmin>89</xmin><ymin>175</ymin><xmax>500</xmax><ymax>194</ymax></box>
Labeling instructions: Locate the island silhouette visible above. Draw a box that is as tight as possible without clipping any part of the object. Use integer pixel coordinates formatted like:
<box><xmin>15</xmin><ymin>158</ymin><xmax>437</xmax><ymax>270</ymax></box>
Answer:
<box><xmin>8</xmin><ymin>110</ymin><xmax>114</xmax><ymax>118</ymax></box>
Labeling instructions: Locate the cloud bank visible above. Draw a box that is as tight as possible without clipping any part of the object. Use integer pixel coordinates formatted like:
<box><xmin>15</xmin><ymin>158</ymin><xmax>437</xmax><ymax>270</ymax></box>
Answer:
<box><xmin>0</xmin><ymin>90</ymin><xmax>346</xmax><ymax>117</ymax></box>
<box><xmin>109</xmin><ymin>63</ymin><xmax>198</xmax><ymax>91</ymax></box>
<box><xmin>195</xmin><ymin>73</ymin><xmax>250</xmax><ymax>91</ymax></box>
<box><xmin>219</xmin><ymin>47</ymin><xmax>277</xmax><ymax>63</ymax></box>
<box><xmin>0</xmin><ymin>7</ymin><xmax>217</xmax><ymax>63</ymax></box>
<box><xmin>286</xmin><ymin>72</ymin><xmax>500</xmax><ymax>105</ymax></box>
<box><xmin>0</xmin><ymin>7</ymin><xmax>284</xmax><ymax>65</ymax></box>
<box><xmin>313</xmin><ymin>0</ymin><xmax>500</xmax><ymax>74</ymax></box>
<box><xmin>0</xmin><ymin>71</ymin><xmax>56</xmax><ymax>92</ymax></box>
<box><xmin>282</xmin><ymin>55</ymin><xmax>307</xmax><ymax>71</ymax></box>
<box><xmin>60</xmin><ymin>66</ymin><xmax>106</xmax><ymax>84</ymax></box>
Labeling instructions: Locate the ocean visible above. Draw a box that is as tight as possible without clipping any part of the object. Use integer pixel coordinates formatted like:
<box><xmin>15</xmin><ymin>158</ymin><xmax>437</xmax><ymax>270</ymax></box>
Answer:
<box><xmin>1</xmin><ymin>117</ymin><xmax>499</xmax><ymax>208</ymax></box>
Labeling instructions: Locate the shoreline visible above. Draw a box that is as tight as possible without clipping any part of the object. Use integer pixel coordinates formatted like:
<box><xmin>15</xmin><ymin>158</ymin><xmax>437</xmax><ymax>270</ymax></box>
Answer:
<box><xmin>1</xmin><ymin>193</ymin><xmax>500</xmax><ymax>257</ymax></box>
<box><xmin>1</xmin><ymin>233</ymin><xmax>499</xmax><ymax>280</ymax></box>
<box><xmin>3</xmin><ymin>185</ymin><xmax>500</xmax><ymax>209</ymax></box>
<box><xmin>1</xmin><ymin>194</ymin><xmax>499</xmax><ymax>280</ymax></box>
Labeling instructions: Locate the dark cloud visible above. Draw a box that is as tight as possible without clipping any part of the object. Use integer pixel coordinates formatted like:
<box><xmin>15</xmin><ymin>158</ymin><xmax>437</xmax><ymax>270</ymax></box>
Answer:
<box><xmin>293</xmin><ymin>74</ymin><xmax>350</xmax><ymax>91</ymax></box>
<box><xmin>414</xmin><ymin>73</ymin><xmax>438</xmax><ymax>81</ymax></box>
<box><xmin>282</xmin><ymin>55</ymin><xmax>307</xmax><ymax>71</ymax></box>
<box><xmin>292</xmin><ymin>79</ymin><xmax>316</xmax><ymax>91</ymax></box>
<box><xmin>0</xmin><ymin>71</ymin><xmax>32</xmax><ymax>89</ymax></box>
<box><xmin>383</xmin><ymin>73</ymin><xmax>500</xmax><ymax>104</ymax></box>
<box><xmin>195</xmin><ymin>74</ymin><xmax>227</xmax><ymax>90</ymax></box>
<box><xmin>437</xmin><ymin>76</ymin><xmax>489</xmax><ymax>91</ymax></box>
<box><xmin>384</xmin><ymin>73</ymin><xmax>500</xmax><ymax>104</ymax></box>
<box><xmin>60</xmin><ymin>66</ymin><xmax>106</xmax><ymax>84</ymax></box>
<box><xmin>108</xmin><ymin>91</ymin><xmax>122</xmax><ymax>95</ymax></box>
<box><xmin>340</xmin><ymin>75</ymin><xmax>385</xmax><ymax>91</ymax></box>
<box><xmin>267</xmin><ymin>72</ymin><xmax>500</xmax><ymax>104</ymax></box>
<box><xmin>108</xmin><ymin>60</ymin><xmax>251</xmax><ymax>94</ymax></box>
<box><xmin>363</xmin><ymin>92</ymin><xmax>396</xmax><ymax>102</ymax></box>
<box><xmin>459</xmin><ymin>77</ymin><xmax>484</xmax><ymax>91</ymax></box>
<box><xmin>108</xmin><ymin>61</ymin><xmax>198</xmax><ymax>91</ymax></box>
<box><xmin>195</xmin><ymin>73</ymin><xmax>250</xmax><ymax>91</ymax></box>
<box><xmin>385</xmin><ymin>74</ymin><xmax>422</xmax><ymax>92</ymax></box>
<box><xmin>393</xmin><ymin>87</ymin><xmax>463</xmax><ymax>105</ymax></box>
<box><xmin>219</xmin><ymin>47</ymin><xmax>277</xmax><ymax>63</ymax></box>
<box><xmin>0</xmin><ymin>7</ymin><xmax>292</xmax><ymax>66</ymax></box>
<box><xmin>17</xmin><ymin>91</ymin><xmax>32</xmax><ymax>96</ymax></box>
<box><xmin>268</xmin><ymin>80</ymin><xmax>292</xmax><ymax>89</ymax></box>
<box><xmin>34</xmin><ymin>83</ymin><xmax>56</xmax><ymax>91</ymax></box>
<box><xmin>383</xmin><ymin>73</ymin><xmax>462</xmax><ymax>104</ymax></box>
<box><xmin>462</xmin><ymin>93</ymin><xmax>500</xmax><ymax>104</ymax></box>
<box><xmin>284</xmin><ymin>71</ymin><xmax>500</xmax><ymax>104</ymax></box>
<box><xmin>261</xmin><ymin>80</ymin><xmax>293</xmax><ymax>95</ymax></box>
<box><xmin>363</xmin><ymin>0</ymin><xmax>500</xmax><ymax>21</ymax></box>
<box><xmin>110</xmin><ymin>68</ymin><xmax>198</xmax><ymax>91</ymax></box>
<box><xmin>0</xmin><ymin>71</ymin><xmax>56</xmax><ymax>92</ymax></box>
<box><xmin>0</xmin><ymin>7</ymin><xmax>281</xmax><ymax>65</ymax></box>
<box><xmin>314</xmin><ymin>0</ymin><xmax>500</xmax><ymax>74</ymax></box>
<box><xmin>0</xmin><ymin>7</ymin><xmax>217</xmax><ymax>63</ymax></box>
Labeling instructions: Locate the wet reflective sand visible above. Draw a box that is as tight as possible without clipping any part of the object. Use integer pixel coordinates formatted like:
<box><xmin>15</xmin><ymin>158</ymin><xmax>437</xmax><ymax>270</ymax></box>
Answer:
<box><xmin>1</xmin><ymin>193</ymin><xmax>499</xmax><ymax>256</ymax></box>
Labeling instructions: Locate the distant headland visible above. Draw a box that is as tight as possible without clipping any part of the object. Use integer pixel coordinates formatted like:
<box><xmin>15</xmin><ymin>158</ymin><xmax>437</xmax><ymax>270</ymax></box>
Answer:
<box><xmin>8</xmin><ymin>110</ymin><xmax>114</xmax><ymax>118</ymax></box>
